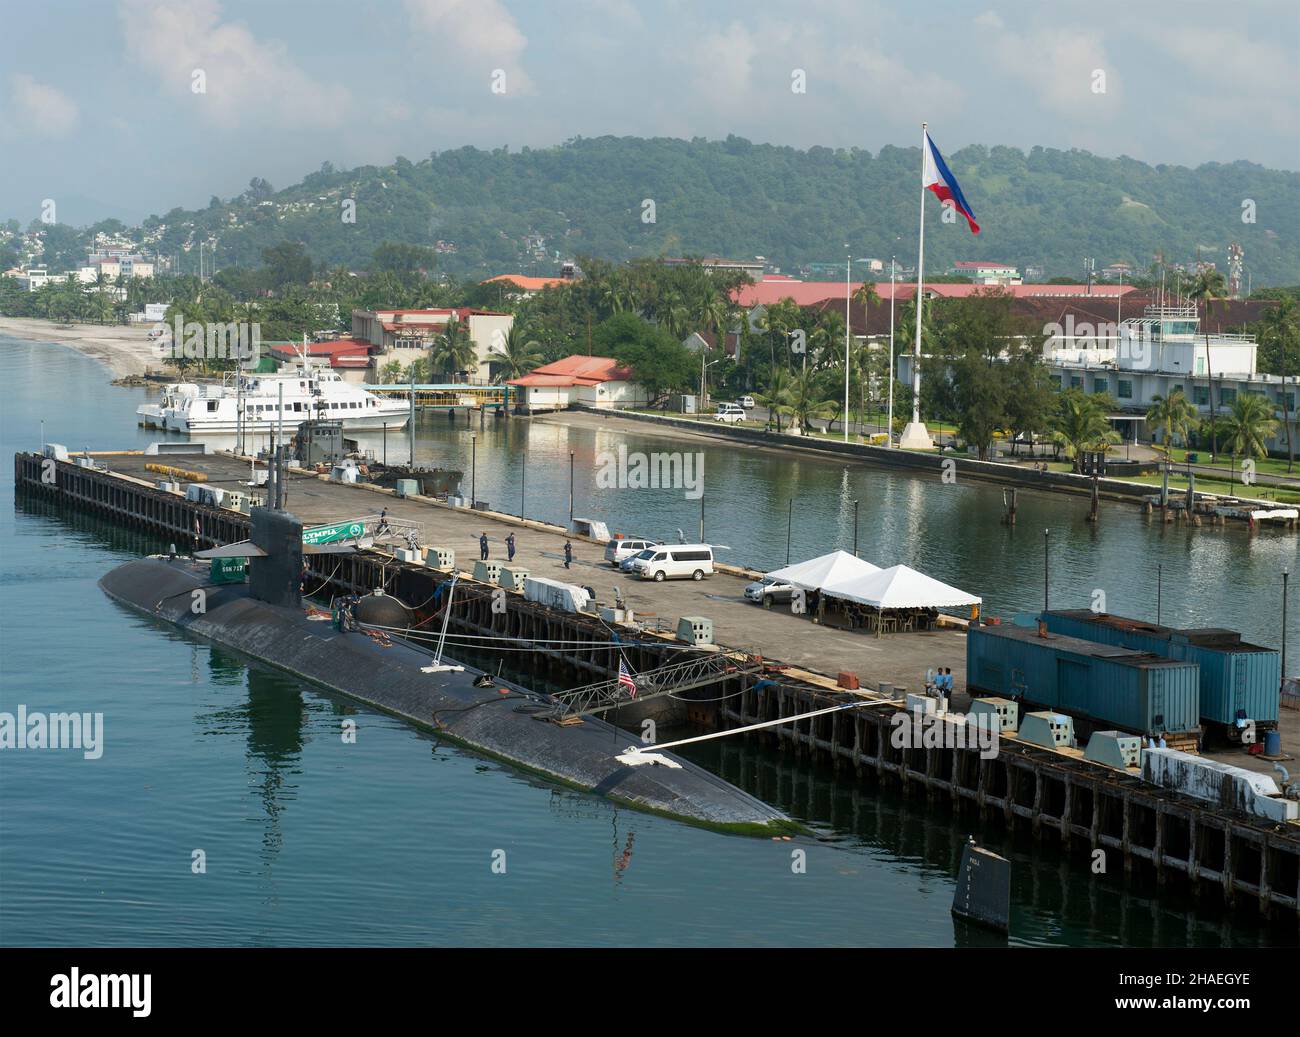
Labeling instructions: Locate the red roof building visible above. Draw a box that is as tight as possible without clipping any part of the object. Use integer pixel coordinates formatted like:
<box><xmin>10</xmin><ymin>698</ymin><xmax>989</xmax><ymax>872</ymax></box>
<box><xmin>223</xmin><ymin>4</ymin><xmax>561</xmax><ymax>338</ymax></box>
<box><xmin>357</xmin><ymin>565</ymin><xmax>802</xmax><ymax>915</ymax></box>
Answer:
<box><xmin>507</xmin><ymin>355</ymin><xmax>633</xmax><ymax>387</ymax></box>
<box><xmin>481</xmin><ymin>274</ymin><xmax>570</xmax><ymax>294</ymax></box>
<box><xmin>506</xmin><ymin>355</ymin><xmax>645</xmax><ymax>412</ymax></box>
<box><xmin>734</xmin><ymin>277</ymin><xmax>1138</xmax><ymax>308</ymax></box>
<box><xmin>268</xmin><ymin>338</ymin><xmax>373</xmax><ymax>369</ymax></box>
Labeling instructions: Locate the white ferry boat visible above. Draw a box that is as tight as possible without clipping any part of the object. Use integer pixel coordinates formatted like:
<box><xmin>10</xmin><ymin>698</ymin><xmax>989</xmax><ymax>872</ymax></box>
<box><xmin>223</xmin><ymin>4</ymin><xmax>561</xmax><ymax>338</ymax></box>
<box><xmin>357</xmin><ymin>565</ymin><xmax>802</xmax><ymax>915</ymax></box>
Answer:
<box><xmin>137</xmin><ymin>362</ymin><xmax>410</xmax><ymax>433</ymax></box>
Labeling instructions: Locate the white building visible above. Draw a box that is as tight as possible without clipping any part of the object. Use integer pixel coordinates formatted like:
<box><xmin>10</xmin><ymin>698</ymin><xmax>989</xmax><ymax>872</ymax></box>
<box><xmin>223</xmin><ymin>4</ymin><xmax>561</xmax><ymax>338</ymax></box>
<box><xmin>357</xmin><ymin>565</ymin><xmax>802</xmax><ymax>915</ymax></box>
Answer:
<box><xmin>1045</xmin><ymin>305</ymin><xmax>1296</xmax><ymax>455</ymax></box>
<box><xmin>83</xmin><ymin>254</ymin><xmax>155</xmax><ymax>280</ymax></box>
<box><xmin>351</xmin><ymin>307</ymin><xmax>514</xmax><ymax>382</ymax></box>
<box><xmin>507</xmin><ymin>355</ymin><xmax>647</xmax><ymax>412</ymax></box>
<box><xmin>951</xmin><ymin>261</ymin><xmax>1022</xmax><ymax>286</ymax></box>
<box><xmin>17</xmin><ymin>267</ymin><xmax>51</xmax><ymax>291</ymax></box>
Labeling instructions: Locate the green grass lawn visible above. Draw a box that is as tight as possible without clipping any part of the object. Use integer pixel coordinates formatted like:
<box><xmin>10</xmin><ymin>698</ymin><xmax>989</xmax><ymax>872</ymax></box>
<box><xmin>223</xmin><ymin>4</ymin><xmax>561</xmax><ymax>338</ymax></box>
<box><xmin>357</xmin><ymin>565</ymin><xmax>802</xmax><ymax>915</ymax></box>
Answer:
<box><xmin>1160</xmin><ymin>446</ymin><xmax>1298</xmax><ymax>480</ymax></box>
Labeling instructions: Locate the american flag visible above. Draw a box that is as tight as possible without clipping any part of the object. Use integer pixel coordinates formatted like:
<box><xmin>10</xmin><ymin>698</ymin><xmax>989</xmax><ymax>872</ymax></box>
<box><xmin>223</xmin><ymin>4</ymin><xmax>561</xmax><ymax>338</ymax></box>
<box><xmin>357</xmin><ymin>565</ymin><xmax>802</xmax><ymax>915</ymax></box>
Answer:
<box><xmin>618</xmin><ymin>658</ymin><xmax>637</xmax><ymax>699</ymax></box>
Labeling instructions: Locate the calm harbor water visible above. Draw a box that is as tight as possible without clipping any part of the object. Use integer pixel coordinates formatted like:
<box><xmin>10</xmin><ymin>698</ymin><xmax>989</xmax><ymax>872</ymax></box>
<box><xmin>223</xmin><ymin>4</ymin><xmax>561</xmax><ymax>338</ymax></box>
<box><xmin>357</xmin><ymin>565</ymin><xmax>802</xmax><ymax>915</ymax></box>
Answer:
<box><xmin>0</xmin><ymin>334</ymin><xmax>1294</xmax><ymax>947</ymax></box>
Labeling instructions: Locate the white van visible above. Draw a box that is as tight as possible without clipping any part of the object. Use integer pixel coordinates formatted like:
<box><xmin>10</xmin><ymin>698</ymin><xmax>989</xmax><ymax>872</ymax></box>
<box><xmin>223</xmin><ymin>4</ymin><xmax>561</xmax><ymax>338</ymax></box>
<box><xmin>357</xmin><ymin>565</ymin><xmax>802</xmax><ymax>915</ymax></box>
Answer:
<box><xmin>604</xmin><ymin>537</ymin><xmax>660</xmax><ymax>567</ymax></box>
<box><xmin>638</xmin><ymin>544</ymin><xmax>715</xmax><ymax>582</ymax></box>
<box><xmin>714</xmin><ymin>403</ymin><xmax>745</xmax><ymax>424</ymax></box>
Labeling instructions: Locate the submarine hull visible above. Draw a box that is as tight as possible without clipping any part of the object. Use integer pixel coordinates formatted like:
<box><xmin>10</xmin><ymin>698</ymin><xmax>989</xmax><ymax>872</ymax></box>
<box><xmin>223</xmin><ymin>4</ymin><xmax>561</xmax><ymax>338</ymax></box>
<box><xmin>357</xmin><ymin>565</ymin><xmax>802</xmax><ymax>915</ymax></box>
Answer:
<box><xmin>99</xmin><ymin>556</ymin><xmax>794</xmax><ymax>835</ymax></box>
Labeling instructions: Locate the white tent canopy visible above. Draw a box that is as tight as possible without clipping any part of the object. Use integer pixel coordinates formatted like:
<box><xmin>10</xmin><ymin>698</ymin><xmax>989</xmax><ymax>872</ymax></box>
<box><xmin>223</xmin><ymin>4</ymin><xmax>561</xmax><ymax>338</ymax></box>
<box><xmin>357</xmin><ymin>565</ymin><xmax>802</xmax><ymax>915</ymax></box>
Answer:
<box><xmin>766</xmin><ymin>550</ymin><xmax>881</xmax><ymax>592</ymax></box>
<box><xmin>825</xmin><ymin>564</ymin><xmax>981</xmax><ymax>610</ymax></box>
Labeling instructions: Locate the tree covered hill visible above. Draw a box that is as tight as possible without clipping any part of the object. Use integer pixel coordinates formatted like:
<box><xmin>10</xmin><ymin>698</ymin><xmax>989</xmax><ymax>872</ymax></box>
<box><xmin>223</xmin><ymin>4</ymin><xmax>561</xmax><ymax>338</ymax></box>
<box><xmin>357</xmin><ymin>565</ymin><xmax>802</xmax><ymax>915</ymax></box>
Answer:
<box><xmin>23</xmin><ymin>135</ymin><xmax>1300</xmax><ymax>285</ymax></box>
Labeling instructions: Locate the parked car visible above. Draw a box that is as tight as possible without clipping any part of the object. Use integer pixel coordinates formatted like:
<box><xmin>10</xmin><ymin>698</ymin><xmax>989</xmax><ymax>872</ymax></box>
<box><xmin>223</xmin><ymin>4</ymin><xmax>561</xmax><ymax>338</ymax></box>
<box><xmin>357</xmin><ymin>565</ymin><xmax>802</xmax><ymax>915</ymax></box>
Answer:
<box><xmin>744</xmin><ymin>575</ymin><xmax>796</xmax><ymax>604</ymax></box>
<box><xmin>714</xmin><ymin>403</ymin><xmax>746</xmax><ymax>424</ymax></box>
<box><xmin>739</xmin><ymin>395</ymin><xmax>756</xmax><ymax>409</ymax></box>
<box><xmin>604</xmin><ymin>537</ymin><xmax>660</xmax><ymax>568</ymax></box>
<box><xmin>623</xmin><ymin>548</ymin><xmax>658</xmax><ymax>574</ymax></box>
<box><xmin>638</xmin><ymin>545</ymin><xmax>715</xmax><ymax>582</ymax></box>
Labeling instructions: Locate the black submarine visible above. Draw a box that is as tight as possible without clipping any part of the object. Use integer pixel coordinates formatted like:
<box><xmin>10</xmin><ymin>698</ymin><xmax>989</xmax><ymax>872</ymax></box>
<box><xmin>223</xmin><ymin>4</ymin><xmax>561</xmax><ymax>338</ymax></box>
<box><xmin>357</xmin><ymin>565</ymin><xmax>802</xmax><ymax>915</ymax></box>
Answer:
<box><xmin>98</xmin><ymin>503</ymin><xmax>796</xmax><ymax>836</ymax></box>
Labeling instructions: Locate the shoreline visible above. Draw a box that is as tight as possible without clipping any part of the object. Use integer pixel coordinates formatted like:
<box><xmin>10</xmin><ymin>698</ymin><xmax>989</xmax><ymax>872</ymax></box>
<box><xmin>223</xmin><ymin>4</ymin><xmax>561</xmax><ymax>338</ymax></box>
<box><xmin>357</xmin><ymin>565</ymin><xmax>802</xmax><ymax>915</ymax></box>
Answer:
<box><xmin>533</xmin><ymin>408</ymin><xmax>1295</xmax><ymax>521</ymax></box>
<box><xmin>0</xmin><ymin>316</ymin><xmax>163</xmax><ymax>380</ymax></box>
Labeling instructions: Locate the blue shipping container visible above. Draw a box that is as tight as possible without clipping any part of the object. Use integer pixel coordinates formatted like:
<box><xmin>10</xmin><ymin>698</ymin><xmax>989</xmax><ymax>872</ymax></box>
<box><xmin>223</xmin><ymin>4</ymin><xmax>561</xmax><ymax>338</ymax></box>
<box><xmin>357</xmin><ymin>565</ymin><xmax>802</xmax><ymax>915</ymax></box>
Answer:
<box><xmin>967</xmin><ymin>623</ymin><xmax>1201</xmax><ymax>736</ymax></box>
<box><xmin>1040</xmin><ymin>611</ymin><xmax>1280</xmax><ymax>726</ymax></box>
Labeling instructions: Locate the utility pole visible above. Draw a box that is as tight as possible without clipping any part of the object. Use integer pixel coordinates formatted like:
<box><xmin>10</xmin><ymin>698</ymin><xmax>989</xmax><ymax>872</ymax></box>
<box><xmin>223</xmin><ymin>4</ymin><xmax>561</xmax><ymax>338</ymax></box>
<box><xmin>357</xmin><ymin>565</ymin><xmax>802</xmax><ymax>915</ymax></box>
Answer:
<box><xmin>786</xmin><ymin>499</ymin><xmax>793</xmax><ymax>565</ymax></box>
<box><xmin>844</xmin><ymin>249</ymin><xmax>851</xmax><ymax>443</ymax></box>
<box><xmin>887</xmin><ymin>257</ymin><xmax>895</xmax><ymax>446</ymax></box>
<box><xmin>1043</xmin><ymin>529</ymin><xmax>1050</xmax><ymax>612</ymax></box>
<box><xmin>1283</xmin><ymin>571</ymin><xmax>1290</xmax><ymax>692</ymax></box>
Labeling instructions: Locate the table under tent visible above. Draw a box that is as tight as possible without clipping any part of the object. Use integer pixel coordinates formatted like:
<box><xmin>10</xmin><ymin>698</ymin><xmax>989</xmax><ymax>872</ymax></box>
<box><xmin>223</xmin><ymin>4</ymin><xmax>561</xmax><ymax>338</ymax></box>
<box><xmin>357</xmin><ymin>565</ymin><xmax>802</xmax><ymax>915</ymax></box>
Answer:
<box><xmin>765</xmin><ymin>551</ymin><xmax>981</xmax><ymax>635</ymax></box>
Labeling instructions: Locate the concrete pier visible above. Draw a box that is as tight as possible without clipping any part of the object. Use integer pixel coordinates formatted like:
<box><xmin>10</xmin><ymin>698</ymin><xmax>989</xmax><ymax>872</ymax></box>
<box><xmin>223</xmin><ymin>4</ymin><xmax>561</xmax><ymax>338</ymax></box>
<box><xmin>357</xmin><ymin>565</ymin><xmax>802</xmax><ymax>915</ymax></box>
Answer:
<box><xmin>14</xmin><ymin>447</ymin><xmax>1300</xmax><ymax>921</ymax></box>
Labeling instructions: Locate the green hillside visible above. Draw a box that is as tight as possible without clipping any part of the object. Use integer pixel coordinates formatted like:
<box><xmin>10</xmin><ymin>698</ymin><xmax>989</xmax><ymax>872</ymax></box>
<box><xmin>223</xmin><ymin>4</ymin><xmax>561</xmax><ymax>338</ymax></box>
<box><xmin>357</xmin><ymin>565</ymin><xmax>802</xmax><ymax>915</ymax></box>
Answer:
<box><xmin>19</xmin><ymin>136</ymin><xmax>1300</xmax><ymax>284</ymax></box>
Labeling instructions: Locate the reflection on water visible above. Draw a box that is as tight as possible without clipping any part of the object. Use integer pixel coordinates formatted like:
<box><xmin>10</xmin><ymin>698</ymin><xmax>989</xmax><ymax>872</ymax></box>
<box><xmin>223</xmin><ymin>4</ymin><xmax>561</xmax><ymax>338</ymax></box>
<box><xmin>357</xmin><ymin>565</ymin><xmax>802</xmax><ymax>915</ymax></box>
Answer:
<box><xmin>2</xmin><ymin>336</ymin><xmax>1296</xmax><ymax>948</ymax></box>
<box><xmin>682</xmin><ymin>738</ymin><xmax>1293</xmax><ymax>948</ymax></box>
<box><xmin>340</xmin><ymin>408</ymin><xmax>1291</xmax><ymax>652</ymax></box>
<box><xmin>103</xmin><ymin>359</ymin><xmax>1295</xmax><ymax>652</ymax></box>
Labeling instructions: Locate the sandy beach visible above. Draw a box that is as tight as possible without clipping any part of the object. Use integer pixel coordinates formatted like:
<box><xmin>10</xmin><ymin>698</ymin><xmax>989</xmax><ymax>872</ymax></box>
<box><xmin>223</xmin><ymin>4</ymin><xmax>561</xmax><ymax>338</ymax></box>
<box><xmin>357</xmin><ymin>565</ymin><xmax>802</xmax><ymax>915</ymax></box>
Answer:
<box><xmin>0</xmin><ymin>317</ymin><xmax>163</xmax><ymax>379</ymax></box>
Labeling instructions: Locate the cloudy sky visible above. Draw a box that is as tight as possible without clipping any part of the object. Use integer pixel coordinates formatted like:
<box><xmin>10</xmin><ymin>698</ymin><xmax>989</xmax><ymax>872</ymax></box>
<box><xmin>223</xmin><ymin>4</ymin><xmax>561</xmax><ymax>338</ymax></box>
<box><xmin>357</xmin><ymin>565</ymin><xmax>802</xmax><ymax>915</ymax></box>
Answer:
<box><xmin>2</xmin><ymin>0</ymin><xmax>1297</xmax><ymax>225</ymax></box>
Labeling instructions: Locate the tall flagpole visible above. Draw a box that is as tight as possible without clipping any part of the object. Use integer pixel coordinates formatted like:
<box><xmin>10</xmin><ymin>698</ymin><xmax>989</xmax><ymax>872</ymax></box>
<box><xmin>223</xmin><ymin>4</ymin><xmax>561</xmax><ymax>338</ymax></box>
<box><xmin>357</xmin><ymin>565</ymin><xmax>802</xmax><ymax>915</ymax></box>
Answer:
<box><xmin>844</xmin><ymin>250</ymin><xmax>851</xmax><ymax>443</ymax></box>
<box><xmin>912</xmin><ymin>122</ymin><xmax>926</xmax><ymax>426</ymax></box>
<box><xmin>887</xmin><ymin>256</ymin><xmax>895</xmax><ymax>447</ymax></box>
<box><xmin>900</xmin><ymin>122</ymin><xmax>934</xmax><ymax>450</ymax></box>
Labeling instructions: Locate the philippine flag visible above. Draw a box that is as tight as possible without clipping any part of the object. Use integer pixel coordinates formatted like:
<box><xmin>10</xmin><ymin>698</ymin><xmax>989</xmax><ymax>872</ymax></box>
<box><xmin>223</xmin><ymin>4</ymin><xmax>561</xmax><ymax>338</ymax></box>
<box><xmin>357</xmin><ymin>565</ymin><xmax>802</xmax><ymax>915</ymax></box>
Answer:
<box><xmin>922</xmin><ymin>131</ymin><xmax>980</xmax><ymax>234</ymax></box>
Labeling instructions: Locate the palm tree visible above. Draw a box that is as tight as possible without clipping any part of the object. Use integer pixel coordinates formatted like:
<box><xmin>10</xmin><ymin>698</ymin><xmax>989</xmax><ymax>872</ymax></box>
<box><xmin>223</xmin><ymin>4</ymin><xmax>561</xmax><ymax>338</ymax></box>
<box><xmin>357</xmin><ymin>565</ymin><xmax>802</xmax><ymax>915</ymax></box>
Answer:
<box><xmin>1187</xmin><ymin>267</ymin><xmax>1228</xmax><ymax>457</ymax></box>
<box><xmin>431</xmin><ymin>317</ymin><xmax>477</xmax><ymax>382</ymax></box>
<box><xmin>93</xmin><ymin>272</ymin><xmax>115</xmax><ymax>324</ymax></box>
<box><xmin>488</xmin><ymin>324</ymin><xmax>543</xmax><ymax>382</ymax></box>
<box><xmin>1260</xmin><ymin>298</ymin><xmax>1297</xmax><ymax>472</ymax></box>
<box><xmin>1220</xmin><ymin>393</ymin><xmax>1279</xmax><ymax>467</ymax></box>
<box><xmin>808</xmin><ymin>311</ymin><xmax>846</xmax><ymax>371</ymax></box>
<box><xmin>1051</xmin><ymin>389</ymin><xmax>1120</xmax><ymax>471</ymax></box>
<box><xmin>700</xmin><ymin>292</ymin><xmax>731</xmax><ymax>357</ymax></box>
<box><xmin>852</xmin><ymin>281</ymin><xmax>879</xmax><ymax>358</ymax></box>
<box><xmin>779</xmin><ymin>369</ymin><xmax>838</xmax><ymax>435</ymax></box>
<box><xmin>658</xmin><ymin>291</ymin><xmax>691</xmax><ymax>339</ymax></box>
<box><xmin>756</xmin><ymin>365</ymin><xmax>791</xmax><ymax>432</ymax></box>
<box><xmin>1145</xmin><ymin>389</ymin><xmax>1199</xmax><ymax>450</ymax></box>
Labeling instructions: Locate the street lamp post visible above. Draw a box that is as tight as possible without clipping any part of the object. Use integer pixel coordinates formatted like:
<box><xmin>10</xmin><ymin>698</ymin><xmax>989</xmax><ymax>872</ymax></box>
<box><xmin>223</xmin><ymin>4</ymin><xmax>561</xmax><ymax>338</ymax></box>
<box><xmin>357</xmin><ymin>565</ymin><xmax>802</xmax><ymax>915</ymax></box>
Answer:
<box><xmin>786</xmin><ymin>498</ymin><xmax>793</xmax><ymax>565</ymax></box>
<box><xmin>1043</xmin><ymin>529</ymin><xmax>1050</xmax><ymax>612</ymax></box>
<box><xmin>569</xmin><ymin>451</ymin><xmax>575</xmax><ymax>525</ymax></box>
<box><xmin>887</xmin><ymin>256</ymin><xmax>896</xmax><ymax>446</ymax></box>
<box><xmin>470</xmin><ymin>433</ymin><xmax>477</xmax><ymax>509</ymax></box>
<box><xmin>1283</xmin><ymin>571</ymin><xmax>1290</xmax><ymax>692</ymax></box>
<box><xmin>844</xmin><ymin>248</ymin><xmax>851</xmax><ymax>444</ymax></box>
<box><xmin>702</xmin><ymin>358</ymin><xmax>721</xmax><ymax>412</ymax></box>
